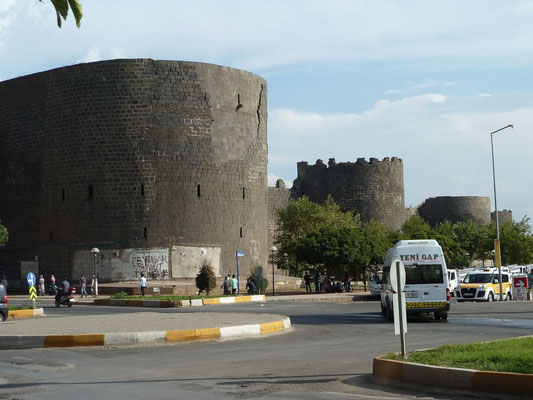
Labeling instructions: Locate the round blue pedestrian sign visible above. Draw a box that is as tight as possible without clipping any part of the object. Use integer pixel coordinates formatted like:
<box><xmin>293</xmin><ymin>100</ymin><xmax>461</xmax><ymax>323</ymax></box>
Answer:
<box><xmin>27</xmin><ymin>272</ymin><xmax>36</xmax><ymax>287</ymax></box>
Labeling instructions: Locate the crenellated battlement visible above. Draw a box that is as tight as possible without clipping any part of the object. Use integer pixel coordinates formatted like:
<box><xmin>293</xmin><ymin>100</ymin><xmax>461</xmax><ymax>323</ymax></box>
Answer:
<box><xmin>293</xmin><ymin>156</ymin><xmax>406</xmax><ymax>229</ymax></box>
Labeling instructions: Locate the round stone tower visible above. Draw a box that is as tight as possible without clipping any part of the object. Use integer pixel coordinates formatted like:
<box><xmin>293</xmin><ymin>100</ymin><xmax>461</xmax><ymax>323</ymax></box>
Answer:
<box><xmin>417</xmin><ymin>196</ymin><xmax>491</xmax><ymax>227</ymax></box>
<box><xmin>291</xmin><ymin>157</ymin><xmax>406</xmax><ymax>229</ymax></box>
<box><xmin>0</xmin><ymin>59</ymin><xmax>268</xmax><ymax>282</ymax></box>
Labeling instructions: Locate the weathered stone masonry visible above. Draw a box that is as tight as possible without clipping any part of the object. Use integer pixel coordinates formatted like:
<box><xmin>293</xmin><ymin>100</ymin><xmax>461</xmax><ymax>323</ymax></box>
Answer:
<box><xmin>0</xmin><ymin>59</ymin><xmax>268</xmax><ymax>284</ymax></box>
<box><xmin>291</xmin><ymin>157</ymin><xmax>408</xmax><ymax>230</ymax></box>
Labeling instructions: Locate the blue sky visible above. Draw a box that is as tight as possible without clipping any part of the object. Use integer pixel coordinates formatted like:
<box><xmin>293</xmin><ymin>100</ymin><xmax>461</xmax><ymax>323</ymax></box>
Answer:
<box><xmin>1</xmin><ymin>0</ymin><xmax>532</xmax><ymax>219</ymax></box>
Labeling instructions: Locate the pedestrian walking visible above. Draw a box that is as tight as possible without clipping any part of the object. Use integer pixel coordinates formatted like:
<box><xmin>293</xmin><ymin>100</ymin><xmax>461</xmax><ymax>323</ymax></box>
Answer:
<box><xmin>314</xmin><ymin>272</ymin><xmax>320</xmax><ymax>293</ymax></box>
<box><xmin>80</xmin><ymin>275</ymin><xmax>88</xmax><ymax>297</ymax></box>
<box><xmin>221</xmin><ymin>275</ymin><xmax>231</xmax><ymax>295</ymax></box>
<box><xmin>50</xmin><ymin>274</ymin><xmax>56</xmax><ymax>295</ymax></box>
<box><xmin>140</xmin><ymin>273</ymin><xmax>147</xmax><ymax>296</ymax></box>
<box><xmin>38</xmin><ymin>275</ymin><xmax>45</xmax><ymax>296</ymax></box>
<box><xmin>1</xmin><ymin>275</ymin><xmax>8</xmax><ymax>290</ymax></box>
<box><xmin>91</xmin><ymin>274</ymin><xmax>98</xmax><ymax>297</ymax></box>
<box><xmin>231</xmin><ymin>274</ymin><xmax>238</xmax><ymax>295</ymax></box>
<box><xmin>304</xmin><ymin>272</ymin><xmax>311</xmax><ymax>293</ymax></box>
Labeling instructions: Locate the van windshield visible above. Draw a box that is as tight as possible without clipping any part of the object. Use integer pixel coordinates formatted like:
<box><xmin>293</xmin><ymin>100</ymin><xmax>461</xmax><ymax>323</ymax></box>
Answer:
<box><xmin>404</xmin><ymin>264</ymin><xmax>444</xmax><ymax>284</ymax></box>
<box><xmin>464</xmin><ymin>274</ymin><xmax>492</xmax><ymax>284</ymax></box>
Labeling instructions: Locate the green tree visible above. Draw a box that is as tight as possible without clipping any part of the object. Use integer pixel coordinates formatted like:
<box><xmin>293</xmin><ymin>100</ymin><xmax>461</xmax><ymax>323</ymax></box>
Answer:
<box><xmin>41</xmin><ymin>0</ymin><xmax>83</xmax><ymax>28</ymax></box>
<box><xmin>249</xmin><ymin>265</ymin><xmax>268</xmax><ymax>294</ymax></box>
<box><xmin>294</xmin><ymin>226</ymin><xmax>370</xmax><ymax>280</ymax></box>
<box><xmin>400</xmin><ymin>215</ymin><xmax>432</xmax><ymax>239</ymax></box>
<box><xmin>500</xmin><ymin>217</ymin><xmax>533</xmax><ymax>264</ymax></box>
<box><xmin>274</xmin><ymin>196</ymin><xmax>359</xmax><ymax>272</ymax></box>
<box><xmin>0</xmin><ymin>219</ymin><xmax>7</xmax><ymax>247</ymax></box>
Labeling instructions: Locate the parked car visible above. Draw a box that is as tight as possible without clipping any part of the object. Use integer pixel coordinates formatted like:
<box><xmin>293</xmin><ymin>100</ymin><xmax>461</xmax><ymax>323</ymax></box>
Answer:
<box><xmin>0</xmin><ymin>284</ymin><xmax>8</xmax><ymax>322</ymax></box>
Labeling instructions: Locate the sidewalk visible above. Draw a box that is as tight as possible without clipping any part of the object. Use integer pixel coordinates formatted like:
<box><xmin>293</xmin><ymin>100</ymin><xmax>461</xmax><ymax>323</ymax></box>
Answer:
<box><xmin>0</xmin><ymin>311</ymin><xmax>291</xmax><ymax>349</ymax></box>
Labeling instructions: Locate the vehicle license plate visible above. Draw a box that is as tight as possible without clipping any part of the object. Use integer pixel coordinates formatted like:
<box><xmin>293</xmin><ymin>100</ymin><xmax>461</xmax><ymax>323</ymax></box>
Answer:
<box><xmin>405</xmin><ymin>291</ymin><xmax>418</xmax><ymax>298</ymax></box>
<box><xmin>463</xmin><ymin>293</ymin><xmax>474</xmax><ymax>297</ymax></box>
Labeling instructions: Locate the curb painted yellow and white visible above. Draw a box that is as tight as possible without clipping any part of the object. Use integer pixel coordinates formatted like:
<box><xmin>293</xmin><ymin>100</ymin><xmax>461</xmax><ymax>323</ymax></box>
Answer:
<box><xmin>0</xmin><ymin>316</ymin><xmax>291</xmax><ymax>350</ymax></box>
<box><xmin>373</xmin><ymin>356</ymin><xmax>533</xmax><ymax>398</ymax></box>
<box><xmin>94</xmin><ymin>295</ymin><xmax>265</xmax><ymax>308</ymax></box>
<box><xmin>9</xmin><ymin>308</ymin><xmax>45</xmax><ymax>319</ymax></box>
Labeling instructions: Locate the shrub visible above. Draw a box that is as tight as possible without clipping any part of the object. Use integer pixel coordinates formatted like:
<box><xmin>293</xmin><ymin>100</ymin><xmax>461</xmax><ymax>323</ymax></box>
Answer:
<box><xmin>110</xmin><ymin>291</ymin><xmax>129</xmax><ymax>299</ymax></box>
<box><xmin>249</xmin><ymin>265</ymin><xmax>268</xmax><ymax>294</ymax></box>
<box><xmin>196</xmin><ymin>262</ymin><xmax>217</xmax><ymax>295</ymax></box>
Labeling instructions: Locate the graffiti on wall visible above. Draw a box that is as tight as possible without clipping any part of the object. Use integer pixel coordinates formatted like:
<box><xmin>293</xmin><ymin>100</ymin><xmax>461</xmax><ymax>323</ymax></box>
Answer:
<box><xmin>131</xmin><ymin>249</ymin><xmax>169</xmax><ymax>279</ymax></box>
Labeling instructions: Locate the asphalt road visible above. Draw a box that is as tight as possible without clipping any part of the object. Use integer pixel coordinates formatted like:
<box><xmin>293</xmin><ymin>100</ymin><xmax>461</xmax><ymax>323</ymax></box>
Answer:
<box><xmin>1</xmin><ymin>299</ymin><xmax>532</xmax><ymax>400</ymax></box>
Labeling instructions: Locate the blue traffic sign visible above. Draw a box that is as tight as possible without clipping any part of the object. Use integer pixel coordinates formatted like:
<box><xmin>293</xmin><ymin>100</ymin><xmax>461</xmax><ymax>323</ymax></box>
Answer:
<box><xmin>236</xmin><ymin>250</ymin><xmax>244</xmax><ymax>257</ymax></box>
<box><xmin>27</xmin><ymin>272</ymin><xmax>36</xmax><ymax>287</ymax></box>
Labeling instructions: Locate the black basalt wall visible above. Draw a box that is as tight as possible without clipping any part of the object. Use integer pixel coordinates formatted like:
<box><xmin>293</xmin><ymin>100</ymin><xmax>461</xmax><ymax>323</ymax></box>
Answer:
<box><xmin>0</xmin><ymin>59</ymin><xmax>268</xmax><ymax>280</ymax></box>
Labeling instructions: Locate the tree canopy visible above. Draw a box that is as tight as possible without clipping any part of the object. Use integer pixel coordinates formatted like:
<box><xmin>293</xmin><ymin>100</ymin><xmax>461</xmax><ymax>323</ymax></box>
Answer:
<box><xmin>274</xmin><ymin>197</ymin><xmax>533</xmax><ymax>278</ymax></box>
<box><xmin>0</xmin><ymin>219</ymin><xmax>7</xmax><ymax>247</ymax></box>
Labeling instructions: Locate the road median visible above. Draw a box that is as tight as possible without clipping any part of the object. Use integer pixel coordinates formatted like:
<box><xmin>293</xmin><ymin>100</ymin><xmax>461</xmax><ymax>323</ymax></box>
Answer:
<box><xmin>373</xmin><ymin>356</ymin><xmax>533</xmax><ymax>397</ymax></box>
<box><xmin>94</xmin><ymin>294</ymin><xmax>265</xmax><ymax>308</ymax></box>
<box><xmin>0</xmin><ymin>312</ymin><xmax>291</xmax><ymax>350</ymax></box>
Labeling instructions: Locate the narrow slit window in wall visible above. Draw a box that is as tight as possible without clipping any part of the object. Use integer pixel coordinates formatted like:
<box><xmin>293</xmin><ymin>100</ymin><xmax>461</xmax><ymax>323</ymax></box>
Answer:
<box><xmin>242</xmin><ymin>187</ymin><xmax>245</xmax><ymax>199</ymax></box>
<box><xmin>197</xmin><ymin>184</ymin><xmax>201</xmax><ymax>197</ymax></box>
<box><xmin>240</xmin><ymin>227</ymin><xmax>243</xmax><ymax>238</ymax></box>
<box><xmin>143</xmin><ymin>227</ymin><xmax>148</xmax><ymax>239</ymax></box>
<box><xmin>62</xmin><ymin>188</ymin><xmax>65</xmax><ymax>202</ymax></box>
<box><xmin>88</xmin><ymin>185</ymin><xmax>94</xmax><ymax>198</ymax></box>
<box><xmin>49</xmin><ymin>231</ymin><xmax>53</xmax><ymax>241</ymax></box>
<box><xmin>141</xmin><ymin>184</ymin><xmax>145</xmax><ymax>196</ymax></box>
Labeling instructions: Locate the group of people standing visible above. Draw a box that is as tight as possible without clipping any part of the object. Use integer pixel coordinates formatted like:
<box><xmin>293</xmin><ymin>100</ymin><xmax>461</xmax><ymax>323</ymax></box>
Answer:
<box><xmin>220</xmin><ymin>275</ymin><xmax>257</xmax><ymax>295</ymax></box>
<box><xmin>34</xmin><ymin>274</ymin><xmax>99</xmax><ymax>297</ymax></box>
<box><xmin>303</xmin><ymin>271</ymin><xmax>352</xmax><ymax>293</ymax></box>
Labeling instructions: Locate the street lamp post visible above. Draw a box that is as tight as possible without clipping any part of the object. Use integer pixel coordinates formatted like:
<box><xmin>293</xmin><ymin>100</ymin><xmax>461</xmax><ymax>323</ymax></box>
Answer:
<box><xmin>490</xmin><ymin>124</ymin><xmax>513</xmax><ymax>301</ymax></box>
<box><xmin>91</xmin><ymin>247</ymin><xmax>100</xmax><ymax>279</ymax></box>
<box><xmin>270</xmin><ymin>246</ymin><xmax>277</xmax><ymax>296</ymax></box>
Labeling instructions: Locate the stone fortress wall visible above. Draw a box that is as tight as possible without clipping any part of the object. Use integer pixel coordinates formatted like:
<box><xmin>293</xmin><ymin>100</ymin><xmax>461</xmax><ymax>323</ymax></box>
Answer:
<box><xmin>0</xmin><ymin>59</ymin><xmax>268</xmax><ymax>282</ymax></box>
<box><xmin>0</xmin><ymin>59</ymin><xmax>511</xmax><ymax>285</ymax></box>
<box><xmin>291</xmin><ymin>157</ymin><xmax>408</xmax><ymax>230</ymax></box>
<box><xmin>492</xmin><ymin>210</ymin><xmax>513</xmax><ymax>225</ymax></box>
<box><xmin>417</xmin><ymin>196</ymin><xmax>491</xmax><ymax>227</ymax></box>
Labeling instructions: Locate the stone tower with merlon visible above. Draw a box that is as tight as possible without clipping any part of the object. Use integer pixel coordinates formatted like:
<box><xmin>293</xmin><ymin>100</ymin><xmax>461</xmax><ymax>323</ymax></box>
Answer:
<box><xmin>291</xmin><ymin>157</ymin><xmax>407</xmax><ymax>230</ymax></box>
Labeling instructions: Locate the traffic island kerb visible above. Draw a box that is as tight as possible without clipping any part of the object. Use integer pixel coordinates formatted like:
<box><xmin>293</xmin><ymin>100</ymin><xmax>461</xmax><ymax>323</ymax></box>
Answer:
<box><xmin>0</xmin><ymin>316</ymin><xmax>291</xmax><ymax>350</ymax></box>
<box><xmin>9</xmin><ymin>308</ymin><xmax>45</xmax><ymax>319</ymax></box>
<box><xmin>373</xmin><ymin>356</ymin><xmax>533</xmax><ymax>398</ymax></box>
<box><xmin>94</xmin><ymin>295</ymin><xmax>266</xmax><ymax>308</ymax></box>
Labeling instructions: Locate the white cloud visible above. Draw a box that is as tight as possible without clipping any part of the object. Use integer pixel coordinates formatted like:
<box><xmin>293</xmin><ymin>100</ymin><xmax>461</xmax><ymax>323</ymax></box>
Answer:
<box><xmin>78</xmin><ymin>47</ymin><xmax>125</xmax><ymax>64</ymax></box>
<box><xmin>78</xmin><ymin>47</ymin><xmax>102</xmax><ymax>63</ymax></box>
<box><xmin>268</xmin><ymin>92</ymin><xmax>533</xmax><ymax>218</ymax></box>
<box><xmin>109</xmin><ymin>47</ymin><xmax>125</xmax><ymax>59</ymax></box>
<box><xmin>268</xmin><ymin>173</ymin><xmax>293</xmax><ymax>188</ymax></box>
<box><xmin>3</xmin><ymin>1</ymin><xmax>533</xmax><ymax>77</ymax></box>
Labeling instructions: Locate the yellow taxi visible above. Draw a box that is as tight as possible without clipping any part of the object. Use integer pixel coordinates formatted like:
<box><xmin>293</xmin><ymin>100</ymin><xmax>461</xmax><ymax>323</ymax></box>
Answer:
<box><xmin>456</xmin><ymin>268</ymin><xmax>512</xmax><ymax>302</ymax></box>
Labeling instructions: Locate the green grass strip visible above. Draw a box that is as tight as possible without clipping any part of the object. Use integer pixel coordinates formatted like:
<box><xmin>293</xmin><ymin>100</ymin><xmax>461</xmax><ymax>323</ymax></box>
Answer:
<box><xmin>384</xmin><ymin>337</ymin><xmax>533</xmax><ymax>374</ymax></box>
<box><xmin>8</xmin><ymin>305</ymin><xmax>34</xmax><ymax>310</ymax></box>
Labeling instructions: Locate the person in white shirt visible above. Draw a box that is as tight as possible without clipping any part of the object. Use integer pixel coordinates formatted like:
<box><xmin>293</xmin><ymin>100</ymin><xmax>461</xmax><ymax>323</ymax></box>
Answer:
<box><xmin>140</xmin><ymin>273</ymin><xmax>147</xmax><ymax>296</ymax></box>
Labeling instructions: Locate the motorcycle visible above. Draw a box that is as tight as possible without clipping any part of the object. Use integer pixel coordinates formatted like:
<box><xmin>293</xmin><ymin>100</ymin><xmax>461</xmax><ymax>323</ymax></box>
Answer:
<box><xmin>55</xmin><ymin>286</ymin><xmax>76</xmax><ymax>308</ymax></box>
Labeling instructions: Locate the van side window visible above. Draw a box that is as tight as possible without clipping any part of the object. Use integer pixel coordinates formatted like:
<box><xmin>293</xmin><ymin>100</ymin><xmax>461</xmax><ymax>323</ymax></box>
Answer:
<box><xmin>382</xmin><ymin>267</ymin><xmax>390</xmax><ymax>284</ymax></box>
<box><xmin>503</xmin><ymin>274</ymin><xmax>509</xmax><ymax>283</ymax></box>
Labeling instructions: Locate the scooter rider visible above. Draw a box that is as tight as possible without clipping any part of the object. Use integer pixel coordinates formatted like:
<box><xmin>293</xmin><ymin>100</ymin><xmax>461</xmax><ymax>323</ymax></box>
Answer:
<box><xmin>55</xmin><ymin>277</ymin><xmax>70</xmax><ymax>302</ymax></box>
